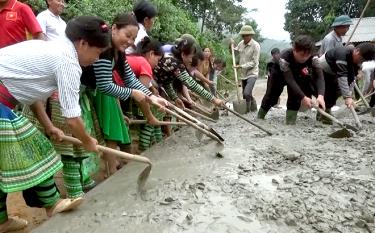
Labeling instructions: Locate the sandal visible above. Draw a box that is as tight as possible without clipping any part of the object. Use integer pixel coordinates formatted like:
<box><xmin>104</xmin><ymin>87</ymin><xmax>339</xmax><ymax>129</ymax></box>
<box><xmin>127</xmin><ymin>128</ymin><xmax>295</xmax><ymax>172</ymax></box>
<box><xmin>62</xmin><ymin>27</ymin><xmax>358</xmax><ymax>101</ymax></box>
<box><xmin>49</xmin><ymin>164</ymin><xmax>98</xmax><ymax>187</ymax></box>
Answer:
<box><xmin>46</xmin><ymin>197</ymin><xmax>84</xmax><ymax>216</ymax></box>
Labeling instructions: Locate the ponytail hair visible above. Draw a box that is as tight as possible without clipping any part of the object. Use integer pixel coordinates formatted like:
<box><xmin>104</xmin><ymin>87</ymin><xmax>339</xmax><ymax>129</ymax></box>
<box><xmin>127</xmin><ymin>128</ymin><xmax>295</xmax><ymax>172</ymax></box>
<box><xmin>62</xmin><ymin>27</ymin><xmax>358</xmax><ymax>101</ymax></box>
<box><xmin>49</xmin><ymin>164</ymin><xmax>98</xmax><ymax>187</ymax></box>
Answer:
<box><xmin>172</xmin><ymin>37</ymin><xmax>196</xmax><ymax>60</ymax></box>
<box><xmin>66</xmin><ymin>16</ymin><xmax>110</xmax><ymax>48</ymax></box>
<box><xmin>136</xmin><ymin>36</ymin><xmax>163</xmax><ymax>56</ymax></box>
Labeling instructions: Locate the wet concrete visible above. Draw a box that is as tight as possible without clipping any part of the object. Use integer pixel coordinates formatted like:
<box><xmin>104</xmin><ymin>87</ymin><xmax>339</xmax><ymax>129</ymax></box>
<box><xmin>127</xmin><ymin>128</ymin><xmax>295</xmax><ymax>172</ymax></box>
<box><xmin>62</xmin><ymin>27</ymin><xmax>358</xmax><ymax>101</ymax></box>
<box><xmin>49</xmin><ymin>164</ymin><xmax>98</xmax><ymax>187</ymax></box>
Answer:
<box><xmin>34</xmin><ymin>81</ymin><xmax>375</xmax><ymax>233</ymax></box>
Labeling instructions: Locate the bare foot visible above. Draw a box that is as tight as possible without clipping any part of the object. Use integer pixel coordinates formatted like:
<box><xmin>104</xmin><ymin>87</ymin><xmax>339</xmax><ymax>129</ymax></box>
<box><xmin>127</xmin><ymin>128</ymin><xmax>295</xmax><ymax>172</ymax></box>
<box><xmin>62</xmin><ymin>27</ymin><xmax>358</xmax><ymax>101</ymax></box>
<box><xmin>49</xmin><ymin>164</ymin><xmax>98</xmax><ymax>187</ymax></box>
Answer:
<box><xmin>0</xmin><ymin>216</ymin><xmax>28</xmax><ymax>233</ymax></box>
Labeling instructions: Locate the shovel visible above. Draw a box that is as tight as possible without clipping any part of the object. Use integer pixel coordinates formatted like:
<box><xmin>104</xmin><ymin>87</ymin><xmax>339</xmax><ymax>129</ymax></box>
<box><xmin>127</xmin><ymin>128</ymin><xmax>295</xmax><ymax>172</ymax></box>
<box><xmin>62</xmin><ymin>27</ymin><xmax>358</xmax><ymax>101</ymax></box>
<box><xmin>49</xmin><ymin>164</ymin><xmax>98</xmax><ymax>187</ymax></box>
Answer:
<box><xmin>231</xmin><ymin>43</ymin><xmax>247</xmax><ymax>114</ymax></box>
<box><xmin>168</xmin><ymin>104</ymin><xmax>225</xmax><ymax>142</ymax></box>
<box><xmin>223</xmin><ymin>105</ymin><xmax>273</xmax><ymax>136</ymax></box>
<box><xmin>152</xmin><ymin>102</ymin><xmax>224</xmax><ymax>144</ymax></box>
<box><xmin>61</xmin><ymin>135</ymin><xmax>152</xmax><ymax>192</ymax></box>
<box><xmin>313</xmin><ymin>105</ymin><xmax>358</xmax><ymax>138</ymax></box>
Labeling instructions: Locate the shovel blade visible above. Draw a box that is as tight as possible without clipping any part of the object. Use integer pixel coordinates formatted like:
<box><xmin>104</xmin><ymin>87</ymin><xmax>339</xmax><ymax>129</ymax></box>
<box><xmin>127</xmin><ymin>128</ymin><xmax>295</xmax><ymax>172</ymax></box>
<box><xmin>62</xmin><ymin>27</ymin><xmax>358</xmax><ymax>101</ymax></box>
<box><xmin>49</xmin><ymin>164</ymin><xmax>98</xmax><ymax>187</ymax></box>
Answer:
<box><xmin>329</xmin><ymin>128</ymin><xmax>355</xmax><ymax>138</ymax></box>
<box><xmin>208</xmin><ymin>128</ymin><xmax>225</xmax><ymax>141</ymax></box>
<box><xmin>233</xmin><ymin>100</ymin><xmax>247</xmax><ymax>115</ymax></box>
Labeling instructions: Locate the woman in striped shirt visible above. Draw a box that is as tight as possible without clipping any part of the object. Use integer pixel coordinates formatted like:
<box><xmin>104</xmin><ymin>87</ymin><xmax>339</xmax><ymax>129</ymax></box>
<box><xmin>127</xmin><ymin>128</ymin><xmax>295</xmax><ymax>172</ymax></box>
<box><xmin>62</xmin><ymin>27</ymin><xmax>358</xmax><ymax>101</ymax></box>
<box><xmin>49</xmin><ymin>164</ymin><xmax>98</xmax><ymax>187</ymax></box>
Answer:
<box><xmin>0</xmin><ymin>16</ymin><xmax>110</xmax><ymax>232</ymax></box>
<box><xmin>81</xmin><ymin>12</ymin><xmax>168</xmax><ymax>175</ymax></box>
<box><xmin>126</xmin><ymin>37</ymin><xmax>164</xmax><ymax>151</ymax></box>
<box><xmin>153</xmin><ymin>37</ymin><xmax>224</xmax><ymax>109</ymax></box>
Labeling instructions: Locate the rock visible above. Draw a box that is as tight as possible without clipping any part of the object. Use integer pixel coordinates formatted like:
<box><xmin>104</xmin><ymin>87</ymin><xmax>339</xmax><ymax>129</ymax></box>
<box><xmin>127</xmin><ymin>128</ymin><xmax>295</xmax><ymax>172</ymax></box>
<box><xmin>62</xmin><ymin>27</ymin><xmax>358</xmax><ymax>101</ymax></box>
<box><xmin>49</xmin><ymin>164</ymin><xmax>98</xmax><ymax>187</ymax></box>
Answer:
<box><xmin>361</xmin><ymin>209</ymin><xmax>375</xmax><ymax>223</ymax></box>
<box><xmin>121</xmin><ymin>212</ymin><xmax>127</xmax><ymax>217</ymax></box>
<box><xmin>196</xmin><ymin>182</ymin><xmax>205</xmax><ymax>190</ymax></box>
<box><xmin>271</xmin><ymin>178</ymin><xmax>279</xmax><ymax>185</ymax></box>
<box><xmin>344</xmin><ymin>213</ymin><xmax>353</xmax><ymax>220</ymax></box>
<box><xmin>284</xmin><ymin>151</ymin><xmax>301</xmax><ymax>161</ymax></box>
<box><xmin>186</xmin><ymin>214</ymin><xmax>193</xmax><ymax>221</ymax></box>
<box><xmin>165</xmin><ymin>197</ymin><xmax>175</xmax><ymax>202</ymax></box>
<box><xmin>284</xmin><ymin>215</ymin><xmax>297</xmax><ymax>226</ymax></box>
<box><xmin>216</xmin><ymin>152</ymin><xmax>224</xmax><ymax>158</ymax></box>
<box><xmin>355</xmin><ymin>219</ymin><xmax>367</xmax><ymax>228</ymax></box>
<box><xmin>238</xmin><ymin>164</ymin><xmax>251</xmax><ymax>172</ymax></box>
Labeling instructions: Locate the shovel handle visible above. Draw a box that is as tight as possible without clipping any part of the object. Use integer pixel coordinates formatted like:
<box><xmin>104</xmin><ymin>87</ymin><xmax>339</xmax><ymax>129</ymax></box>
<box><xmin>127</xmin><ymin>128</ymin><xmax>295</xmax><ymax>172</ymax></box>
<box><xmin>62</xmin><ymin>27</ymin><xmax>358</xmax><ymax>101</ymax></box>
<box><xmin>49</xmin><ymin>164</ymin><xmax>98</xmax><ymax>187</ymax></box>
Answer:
<box><xmin>354</xmin><ymin>83</ymin><xmax>371</xmax><ymax>108</ymax></box>
<box><xmin>128</xmin><ymin>119</ymin><xmax>186</xmax><ymax>126</ymax></box>
<box><xmin>61</xmin><ymin>135</ymin><xmax>152</xmax><ymax>165</ymax></box>
<box><xmin>355</xmin><ymin>91</ymin><xmax>375</xmax><ymax>105</ymax></box>
<box><xmin>349</xmin><ymin>105</ymin><xmax>362</xmax><ymax>128</ymax></box>
<box><xmin>231</xmin><ymin>44</ymin><xmax>242</xmax><ymax>102</ymax></box>
<box><xmin>184</xmin><ymin>108</ymin><xmax>217</xmax><ymax>123</ymax></box>
<box><xmin>313</xmin><ymin>105</ymin><xmax>345</xmax><ymax>127</ymax></box>
<box><xmin>169</xmin><ymin>104</ymin><xmax>204</xmax><ymax>126</ymax></box>
<box><xmin>224</xmin><ymin>105</ymin><xmax>273</xmax><ymax>136</ymax></box>
<box><xmin>194</xmin><ymin>104</ymin><xmax>213</xmax><ymax>116</ymax></box>
<box><xmin>153</xmin><ymin>103</ymin><xmax>222</xmax><ymax>144</ymax></box>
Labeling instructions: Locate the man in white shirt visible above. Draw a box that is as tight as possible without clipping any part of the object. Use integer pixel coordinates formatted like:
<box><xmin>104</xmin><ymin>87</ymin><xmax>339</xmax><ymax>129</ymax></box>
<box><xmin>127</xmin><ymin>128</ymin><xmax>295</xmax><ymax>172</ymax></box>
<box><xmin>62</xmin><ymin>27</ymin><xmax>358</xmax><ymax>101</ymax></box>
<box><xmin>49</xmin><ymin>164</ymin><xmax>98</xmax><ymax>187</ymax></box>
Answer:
<box><xmin>37</xmin><ymin>0</ymin><xmax>66</xmax><ymax>41</ymax></box>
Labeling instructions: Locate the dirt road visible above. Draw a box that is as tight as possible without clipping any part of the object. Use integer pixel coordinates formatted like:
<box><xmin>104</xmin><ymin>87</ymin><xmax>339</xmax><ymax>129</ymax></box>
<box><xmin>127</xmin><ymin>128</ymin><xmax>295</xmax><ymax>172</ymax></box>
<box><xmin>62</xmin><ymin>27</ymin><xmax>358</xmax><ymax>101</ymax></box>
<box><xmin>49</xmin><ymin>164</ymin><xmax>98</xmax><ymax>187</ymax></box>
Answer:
<box><xmin>32</xmin><ymin>79</ymin><xmax>375</xmax><ymax>233</ymax></box>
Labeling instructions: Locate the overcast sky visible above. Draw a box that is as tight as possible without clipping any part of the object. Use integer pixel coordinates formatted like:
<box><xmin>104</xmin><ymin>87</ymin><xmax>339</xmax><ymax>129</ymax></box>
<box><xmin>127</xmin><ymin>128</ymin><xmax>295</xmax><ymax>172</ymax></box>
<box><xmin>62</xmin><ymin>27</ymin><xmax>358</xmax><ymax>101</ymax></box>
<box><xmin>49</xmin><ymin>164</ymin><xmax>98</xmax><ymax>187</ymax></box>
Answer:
<box><xmin>241</xmin><ymin>0</ymin><xmax>291</xmax><ymax>41</ymax></box>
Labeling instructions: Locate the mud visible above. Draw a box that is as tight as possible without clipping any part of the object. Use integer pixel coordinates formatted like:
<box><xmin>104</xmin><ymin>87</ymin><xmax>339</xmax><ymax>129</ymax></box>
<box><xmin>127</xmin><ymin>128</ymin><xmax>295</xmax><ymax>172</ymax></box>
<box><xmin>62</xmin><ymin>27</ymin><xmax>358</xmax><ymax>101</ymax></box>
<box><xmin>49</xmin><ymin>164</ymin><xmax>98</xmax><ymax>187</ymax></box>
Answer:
<box><xmin>34</xmin><ymin>80</ymin><xmax>375</xmax><ymax>233</ymax></box>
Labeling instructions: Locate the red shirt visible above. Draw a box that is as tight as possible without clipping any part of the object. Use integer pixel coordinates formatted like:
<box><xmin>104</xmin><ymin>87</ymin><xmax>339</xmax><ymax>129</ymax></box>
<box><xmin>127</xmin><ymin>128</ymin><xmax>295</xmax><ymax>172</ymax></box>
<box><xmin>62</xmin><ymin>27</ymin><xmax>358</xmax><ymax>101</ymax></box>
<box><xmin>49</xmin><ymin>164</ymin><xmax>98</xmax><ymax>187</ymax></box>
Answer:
<box><xmin>126</xmin><ymin>55</ymin><xmax>153</xmax><ymax>80</ymax></box>
<box><xmin>0</xmin><ymin>0</ymin><xmax>42</xmax><ymax>48</ymax></box>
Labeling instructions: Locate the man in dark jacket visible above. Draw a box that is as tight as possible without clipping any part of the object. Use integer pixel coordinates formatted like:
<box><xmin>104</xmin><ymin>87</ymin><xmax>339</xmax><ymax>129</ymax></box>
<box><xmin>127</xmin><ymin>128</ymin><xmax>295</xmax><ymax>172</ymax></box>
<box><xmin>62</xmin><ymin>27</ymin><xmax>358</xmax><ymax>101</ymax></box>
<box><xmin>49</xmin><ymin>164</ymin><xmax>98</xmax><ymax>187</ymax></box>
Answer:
<box><xmin>318</xmin><ymin>43</ymin><xmax>375</xmax><ymax>116</ymax></box>
<box><xmin>258</xmin><ymin>35</ymin><xmax>326</xmax><ymax>125</ymax></box>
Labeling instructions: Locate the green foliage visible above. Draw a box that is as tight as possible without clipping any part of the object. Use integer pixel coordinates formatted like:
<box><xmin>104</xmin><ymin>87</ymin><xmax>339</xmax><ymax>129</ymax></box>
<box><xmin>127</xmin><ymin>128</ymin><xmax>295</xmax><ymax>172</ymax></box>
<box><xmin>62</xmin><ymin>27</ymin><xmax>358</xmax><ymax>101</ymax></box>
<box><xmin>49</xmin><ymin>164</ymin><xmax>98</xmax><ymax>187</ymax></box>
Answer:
<box><xmin>149</xmin><ymin>0</ymin><xmax>199</xmax><ymax>42</ymax></box>
<box><xmin>26</xmin><ymin>0</ymin><xmax>268</xmax><ymax>93</ymax></box>
<box><xmin>284</xmin><ymin>0</ymin><xmax>375</xmax><ymax>41</ymax></box>
<box><xmin>171</xmin><ymin>0</ymin><xmax>248</xmax><ymax>38</ymax></box>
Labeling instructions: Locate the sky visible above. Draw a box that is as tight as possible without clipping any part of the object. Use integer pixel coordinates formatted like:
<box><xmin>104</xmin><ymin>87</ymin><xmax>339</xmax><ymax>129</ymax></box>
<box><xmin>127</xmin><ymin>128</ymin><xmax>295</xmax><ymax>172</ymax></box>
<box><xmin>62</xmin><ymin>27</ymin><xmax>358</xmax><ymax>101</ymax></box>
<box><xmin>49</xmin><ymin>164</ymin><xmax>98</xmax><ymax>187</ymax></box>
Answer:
<box><xmin>241</xmin><ymin>0</ymin><xmax>291</xmax><ymax>41</ymax></box>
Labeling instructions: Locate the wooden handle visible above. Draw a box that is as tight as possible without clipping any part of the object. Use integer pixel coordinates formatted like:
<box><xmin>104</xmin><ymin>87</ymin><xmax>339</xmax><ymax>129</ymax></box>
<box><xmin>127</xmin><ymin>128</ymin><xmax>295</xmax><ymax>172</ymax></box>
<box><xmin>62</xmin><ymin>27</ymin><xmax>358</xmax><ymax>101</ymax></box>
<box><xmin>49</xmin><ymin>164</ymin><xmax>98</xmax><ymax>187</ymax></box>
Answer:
<box><xmin>349</xmin><ymin>105</ymin><xmax>362</xmax><ymax>128</ymax></box>
<box><xmin>345</xmin><ymin>0</ymin><xmax>371</xmax><ymax>44</ymax></box>
<box><xmin>184</xmin><ymin>108</ymin><xmax>217</xmax><ymax>123</ymax></box>
<box><xmin>354</xmin><ymin>83</ymin><xmax>371</xmax><ymax>108</ymax></box>
<box><xmin>169</xmin><ymin>104</ymin><xmax>203</xmax><ymax>125</ymax></box>
<box><xmin>154</xmin><ymin>103</ymin><xmax>222</xmax><ymax>144</ymax></box>
<box><xmin>194</xmin><ymin>104</ymin><xmax>213</xmax><ymax>116</ymax></box>
<box><xmin>61</xmin><ymin>135</ymin><xmax>152</xmax><ymax>165</ymax></box>
<box><xmin>313</xmin><ymin>105</ymin><xmax>345</xmax><ymax>127</ymax></box>
<box><xmin>231</xmin><ymin>44</ymin><xmax>242</xmax><ymax>102</ymax></box>
<box><xmin>224</xmin><ymin>105</ymin><xmax>273</xmax><ymax>136</ymax></box>
<box><xmin>128</xmin><ymin>119</ymin><xmax>186</xmax><ymax>126</ymax></box>
<box><xmin>355</xmin><ymin>91</ymin><xmax>375</xmax><ymax>105</ymax></box>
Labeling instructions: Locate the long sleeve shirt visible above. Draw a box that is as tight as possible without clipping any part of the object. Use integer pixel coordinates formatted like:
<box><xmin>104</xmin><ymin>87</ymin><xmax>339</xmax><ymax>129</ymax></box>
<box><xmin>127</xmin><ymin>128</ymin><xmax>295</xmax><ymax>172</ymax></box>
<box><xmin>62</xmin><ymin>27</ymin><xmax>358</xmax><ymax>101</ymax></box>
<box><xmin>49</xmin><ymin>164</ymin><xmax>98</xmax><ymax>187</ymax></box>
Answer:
<box><xmin>319</xmin><ymin>31</ymin><xmax>343</xmax><ymax>56</ymax></box>
<box><xmin>322</xmin><ymin>46</ymin><xmax>359</xmax><ymax>98</ymax></box>
<box><xmin>81</xmin><ymin>48</ymin><xmax>152</xmax><ymax>101</ymax></box>
<box><xmin>279</xmin><ymin>49</ymin><xmax>325</xmax><ymax>99</ymax></box>
<box><xmin>234</xmin><ymin>39</ymin><xmax>261</xmax><ymax>79</ymax></box>
<box><xmin>0</xmin><ymin>38</ymin><xmax>82</xmax><ymax>118</ymax></box>
<box><xmin>153</xmin><ymin>55</ymin><xmax>214</xmax><ymax>101</ymax></box>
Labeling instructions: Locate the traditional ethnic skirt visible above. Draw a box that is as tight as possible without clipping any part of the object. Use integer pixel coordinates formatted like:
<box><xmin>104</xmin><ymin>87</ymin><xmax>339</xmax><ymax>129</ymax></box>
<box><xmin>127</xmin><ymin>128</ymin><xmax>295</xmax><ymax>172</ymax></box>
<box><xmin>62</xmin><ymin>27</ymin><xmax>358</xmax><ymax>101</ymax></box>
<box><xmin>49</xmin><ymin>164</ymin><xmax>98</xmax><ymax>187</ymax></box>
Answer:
<box><xmin>49</xmin><ymin>89</ymin><xmax>103</xmax><ymax>177</ymax></box>
<box><xmin>93</xmin><ymin>90</ymin><xmax>131</xmax><ymax>145</ymax></box>
<box><xmin>0</xmin><ymin>103</ymin><xmax>62</xmax><ymax>193</ymax></box>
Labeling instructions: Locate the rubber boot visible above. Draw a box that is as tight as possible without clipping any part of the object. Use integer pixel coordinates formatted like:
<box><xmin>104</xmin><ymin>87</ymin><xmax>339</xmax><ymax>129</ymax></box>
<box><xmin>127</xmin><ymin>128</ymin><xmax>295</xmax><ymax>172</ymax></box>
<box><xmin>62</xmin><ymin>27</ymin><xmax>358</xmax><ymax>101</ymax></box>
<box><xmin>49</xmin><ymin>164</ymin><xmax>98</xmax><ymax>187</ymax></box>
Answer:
<box><xmin>250</xmin><ymin>97</ymin><xmax>258</xmax><ymax>112</ymax></box>
<box><xmin>285</xmin><ymin>110</ymin><xmax>298</xmax><ymax>125</ymax></box>
<box><xmin>246</xmin><ymin>101</ymin><xmax>251</xmax><ymax>113</ymax></box>
<box><xmin>257</xmin><ymin>107</ymin><xmax>268</xmax><ymax>119</ymax></box>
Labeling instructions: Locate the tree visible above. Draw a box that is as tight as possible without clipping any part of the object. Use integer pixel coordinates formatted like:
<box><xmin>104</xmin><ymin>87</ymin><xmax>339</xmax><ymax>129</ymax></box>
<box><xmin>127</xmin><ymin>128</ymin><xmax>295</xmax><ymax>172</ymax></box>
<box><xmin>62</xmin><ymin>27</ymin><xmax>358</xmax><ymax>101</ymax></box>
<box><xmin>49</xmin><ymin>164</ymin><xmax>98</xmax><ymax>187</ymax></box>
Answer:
<box><xmin>171</xmin><ymin>0</ymin><xmax>247</xmax><ymax>38</ymax></box>
<box><xmin>284</xmin><ymin>0</ymin><xmax>375</xmax><ymax>41</ymax></box>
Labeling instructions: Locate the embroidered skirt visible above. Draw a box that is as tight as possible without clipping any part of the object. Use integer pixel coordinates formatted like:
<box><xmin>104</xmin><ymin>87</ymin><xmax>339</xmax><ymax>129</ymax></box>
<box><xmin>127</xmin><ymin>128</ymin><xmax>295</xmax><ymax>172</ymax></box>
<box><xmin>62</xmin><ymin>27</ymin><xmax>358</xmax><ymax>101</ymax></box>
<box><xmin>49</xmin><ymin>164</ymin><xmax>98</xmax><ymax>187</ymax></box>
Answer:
<box><xmin>0</xmin><ymin>103</ymin><xmax>62</xmax><ymax>193</ymax></box>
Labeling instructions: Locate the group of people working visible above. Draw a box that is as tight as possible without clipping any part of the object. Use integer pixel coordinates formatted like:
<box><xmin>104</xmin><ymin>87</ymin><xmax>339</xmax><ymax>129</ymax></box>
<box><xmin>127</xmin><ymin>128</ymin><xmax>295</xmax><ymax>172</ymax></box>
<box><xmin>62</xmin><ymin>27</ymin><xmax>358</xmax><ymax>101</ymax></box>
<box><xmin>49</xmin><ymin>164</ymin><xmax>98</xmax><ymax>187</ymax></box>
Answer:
<box><xmin>1</xmin><ymin>0</ymin><xmax>375</xmax><ymax>231</ymax></box>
